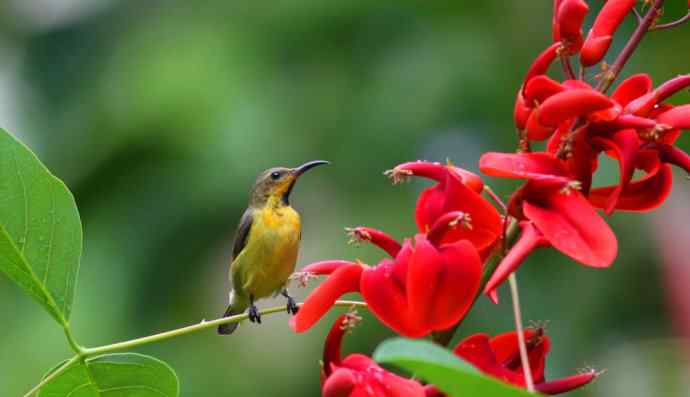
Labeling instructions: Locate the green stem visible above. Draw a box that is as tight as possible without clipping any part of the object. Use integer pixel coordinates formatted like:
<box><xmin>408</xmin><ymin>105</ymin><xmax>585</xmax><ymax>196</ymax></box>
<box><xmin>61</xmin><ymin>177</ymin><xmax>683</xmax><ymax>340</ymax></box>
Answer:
<box><xmin>63</xmin><ymin>325</ymin><xmax>84</xmax><ymax>355</ymax></box>
<box><xmin>82</xmin><ymin>300</ymin><xmax>366</xmax><ymax>356</ymax></box>
<box><xmin>22</xmin><ymin>355</ymin><xmax>79</xmax><ymax>397</ymax></box>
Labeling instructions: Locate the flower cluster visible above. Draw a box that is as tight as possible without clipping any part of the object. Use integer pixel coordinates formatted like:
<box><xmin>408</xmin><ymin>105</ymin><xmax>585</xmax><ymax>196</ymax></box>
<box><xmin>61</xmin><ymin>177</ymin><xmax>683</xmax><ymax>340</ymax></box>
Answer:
<box><xmin>292</xmin><ymin>1</ymin><xmax>690</xmax><ymax>396</ymax></box>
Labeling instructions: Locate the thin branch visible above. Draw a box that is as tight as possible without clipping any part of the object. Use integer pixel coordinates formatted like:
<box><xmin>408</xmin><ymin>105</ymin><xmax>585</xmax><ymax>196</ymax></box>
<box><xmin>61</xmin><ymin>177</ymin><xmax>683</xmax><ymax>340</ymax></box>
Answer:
<box><xmin>22</xmin><ymin>355</ymin><xmax>80</xmax><ymax>397</ymax></box>
<box><xmin>509</xmin><ymin>273</ymin><xmax>535</xmax><ymax>393</ymax></box>
<box><xmin>652</xmin><ymin>11</ymin><xmax>690</xmax><ymax>30</ymax></box>
<box><xmin>632</xmin><ymin>6</ymin><xmax>643</xmax><ymax>23</ymax></box>
<box><xmin>559</xmin><ymin>54</ymin><xmax>577</xmax><ymax>80</ymax></box>
<box><xmin>596</xmin><ymin>0</ymin><xmax>665</xmax><ymax>93</ymax></box>
<box><xmin>81</xmin><ymin>300</ymin><xmax>366</xmax><ymax>356</ymax></box>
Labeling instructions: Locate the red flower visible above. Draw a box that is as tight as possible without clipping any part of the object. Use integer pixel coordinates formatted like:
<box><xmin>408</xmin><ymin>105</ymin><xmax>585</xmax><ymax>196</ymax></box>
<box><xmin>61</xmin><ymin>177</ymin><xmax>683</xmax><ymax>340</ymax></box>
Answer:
<box><xmin>452</xmin><ymin>329</ymin><xmax>598</xmax><ymax>394</ymax></box>
<box><xmin>554</xmin><ymin>0</ymin><xmax>589</xmax><ymax>54</ymax></box>
<box><xmin>321</xmin><ymin>315</ymin><xmax>425</xmax><ymax>397</ymax></box>
<box><xmin>385</xmin><ymin>161</ymin><xmax>503</xmax><ymax>253</ymax></box>
<box><xmin>480</xmin><ymin>152</ymin><xmax>617</xmax><ymax>292</ymax></box>
<box><xmin>291</xmin><ymin>230</ymin><xmax>482</xmax><ymax>338</ymax></box>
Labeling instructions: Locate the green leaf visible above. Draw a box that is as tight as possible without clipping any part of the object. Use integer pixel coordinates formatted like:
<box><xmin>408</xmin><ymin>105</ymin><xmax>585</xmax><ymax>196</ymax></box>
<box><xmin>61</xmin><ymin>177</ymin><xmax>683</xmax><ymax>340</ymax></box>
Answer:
<box><xmin>373</xmin><ymin>338</ymin><xmax>533</xmax><ymax>397</ymax></box>
<box><xmin>0</xmin><ymin>128</ymin><xmax>82</xmax><ymax>324</ymax></box>
<box><xmin>37</xmin><ymin>353</ymin><xmax>180</xmax><ymax>397</ymax></box>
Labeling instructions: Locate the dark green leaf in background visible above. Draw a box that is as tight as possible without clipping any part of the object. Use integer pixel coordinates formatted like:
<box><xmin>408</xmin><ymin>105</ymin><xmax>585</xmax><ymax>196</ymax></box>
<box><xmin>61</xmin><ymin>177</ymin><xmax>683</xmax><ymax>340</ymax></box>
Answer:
<box><xmin>37</xmin><ymin>353</ymin><xmax>179</xmax><ymax>397</ymax></box>
<box><xmin>0</xmin><ymin>128</ymin><xmax>83</xmax><ymax>324</ymax></box>
<box><xmin>373</xmin><ymin>338</ymin><xmax>532</xmax><ymax>397</ymax></box>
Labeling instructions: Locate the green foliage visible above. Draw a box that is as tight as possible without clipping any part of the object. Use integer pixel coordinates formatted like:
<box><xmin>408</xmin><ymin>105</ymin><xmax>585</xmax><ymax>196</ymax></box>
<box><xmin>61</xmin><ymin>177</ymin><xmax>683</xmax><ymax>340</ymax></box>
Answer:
<box><xmin>373</xmin><ymin>338</ymin><xmax>532</xmax><ymax>397</ymax></box>
<box><xmin>0</xmin><ymin>128</ymin><xmax>82</xmax><ymax>325</ymax></box>
<box><xmin>37</xmin><ymin>353</ymin><xmax>179</xmax><ymax>397</ymax></box>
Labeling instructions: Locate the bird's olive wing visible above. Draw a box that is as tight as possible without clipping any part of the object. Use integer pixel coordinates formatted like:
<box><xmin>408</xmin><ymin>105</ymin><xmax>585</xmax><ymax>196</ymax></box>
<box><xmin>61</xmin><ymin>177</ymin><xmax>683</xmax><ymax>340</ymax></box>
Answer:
<box><xmin>232</xmin><ymin>208</ymin><xmax>254</xmax><ymax>260</ymax></box>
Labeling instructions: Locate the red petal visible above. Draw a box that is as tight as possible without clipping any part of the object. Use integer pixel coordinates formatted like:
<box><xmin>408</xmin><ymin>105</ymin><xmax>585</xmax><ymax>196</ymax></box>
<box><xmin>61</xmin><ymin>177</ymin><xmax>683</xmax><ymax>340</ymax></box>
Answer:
<box><xmin>429</xmin><ymin>240</ymin><xmax>482</xmax><ymax>329</ymax></box>
<box><xmin>347</xmin><ymin>226</ymin><xmax>402</xmax><ymax>257</ymax></box>
<box><xmin>589</xmin><ymin>163</ymin><xmax>673</xmax><ymax>211</ymax></box>
<box><xmin>656</xmin><ymin>104</ymin><xmax>690</xmax><ymax>130</ymax></box>
<box><xmin>454</xmin><ymin>333</ymin><xmax>499</xmax><ymax>370</ymax></box>
<box><xmin>361</xmin><ymin>260</ymin><xmax>426</xmax><ymax>337</ymax></box>
<box><xmin>323</xmin><ymin>368</ymin><xmax>356</xmax><ymax>397</ymax></box>
<box><xmin>392</xmin><ymin>161</ymin><xmax>484</xmax><ymax>192</ymax></box>
<box><xmin>592</xmin><ymin>129</ymin><xmax>640</xmax><ymax>213</ymax></box>
<box><xmin>580</xmin><ymin>0</ymin><xmax>636</xmax><ymax>66</ymax></box>
<box><xmin>290</xmin><ymin>263</ymin><xmax>363</xmax><ymax>332</ymax></box>
<box><xmin>611</xmin><ymin>74</ymin><xmax>653</xmax><ymax>107</ymax></box>
<box><xmin>515</xmin><ymin>89</ymin><xmax>533</xmax><ymax>131</ymax></box>
<box><xmin>524</xmin><ymin>76</ymin><xmax>566</xmax><ymax>104</ymax></box>
<box><xmin>484</xmin><ymin>222</ymin><xmax>549</xmax><ymax>294</ymax></box>
<box><xmin>556</xmin><ymin>0</ymin><xmax>589</xmax><ymax>54</ymax></box>
<box><xmin>552</xmin><ymin>0</ymin><xmax>564</xmax><ymax>41</ymax></box>
<box><xmin>653</xmin><ymin>144</ymin><xmax>690</xmax><ymax>174</ymax></box>
<box><xmin>538</xmin><ymin>89</ymin><xmax>614</xmax><ymax>127</ymax></box>
<box><xmin>302</xmin><ymin>260</ymin><xmax>359</xmax><ymax>275</ymax></box>
<box><xmin>523</xmin><ymin>43</ymin><xmax>561</xmax><ymax>90</ymax></box>
<box><xmin>535</xmin><ymin>371</ymin><xmax>598</xmax><ymax>395</ymax></box>
<box><xmin>417</xmin><ymin>171</ymin><xmax>502</xmax><ymax>251</ymax></box>
<box><xmin>526</xmin><ymin>107</ymin><xmax>557</xmax><ymax>141</ymax></box>
<box><xmin>480</xmin><ymin>152</ymin><xmax>570</xmax><ymax>183</ymax></box>
<box><xmin>524</xmin><ymin>189</ymin><xmax>618</xmax><ymax>268</ymax></box>
<box><xmin>491</xmin><ymin>331</ymin><xmax>551</xmax><ymax>383</ymax></box>
<box><xmin>626</xmin><ymin>75</ymin><xmax>690</xmax><ymax>116</ymax></box>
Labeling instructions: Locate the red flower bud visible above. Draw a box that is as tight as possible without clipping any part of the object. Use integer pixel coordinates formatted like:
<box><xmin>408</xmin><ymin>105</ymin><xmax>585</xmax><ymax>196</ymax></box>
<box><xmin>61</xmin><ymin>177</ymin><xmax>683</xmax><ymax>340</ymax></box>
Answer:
<box><xmin>535</xmin><ymin>371</ymin><xmax>599</xmax><ymax>395</ymax></box>
<box><xmin>479</xmin><ymin>152</ymin><xmax>570</xmax><ymax>184</ymax></box>
<box><xmin>523</xmin><ymin>43</ymin><xmax>561</xmax><ymax>90</ymax></box>
<box><xmin>526</xmin><ymin>108</ymin><xmax>557</xmax><ymax>141</ymax></box>
<box><xmin>556</xmin><ymin>0</ymin><xmax>589</xmax><ymax>54</ymax></box>
<box><xmin>651</xmin><ymin>144</ymin><xmax>690</xmax><ymax>175</ymax></box>
<box><xmin>580</xmin><ymin>0</ymin><xmax>636</xmax><ymax>66</ymax></box>
<box><xmin>538</xmin><ymin>89</ymin><xmax>614</xmax><ymax>127</ymax></box>
<box><xmin>346</xmin><ymin>226</ymin><xmax>402</xmax><ymax>257</ymax></box>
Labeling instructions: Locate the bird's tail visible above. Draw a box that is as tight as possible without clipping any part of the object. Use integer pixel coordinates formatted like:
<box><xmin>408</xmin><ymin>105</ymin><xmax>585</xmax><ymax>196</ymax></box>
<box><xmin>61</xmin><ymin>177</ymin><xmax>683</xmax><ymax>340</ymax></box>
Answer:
<box><xmin>218</xmin><ymin>293</ymin><xmax>247</xmax><ymax>335</ymax></box>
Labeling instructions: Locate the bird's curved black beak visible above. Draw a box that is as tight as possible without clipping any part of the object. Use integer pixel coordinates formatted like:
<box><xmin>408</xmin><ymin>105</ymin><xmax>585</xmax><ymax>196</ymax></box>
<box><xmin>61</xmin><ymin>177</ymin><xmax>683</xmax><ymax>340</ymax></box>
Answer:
<box><xmin>292</xmin><ymin>160</ymin><xmax>330</xmax><ymax>177</ymax></box>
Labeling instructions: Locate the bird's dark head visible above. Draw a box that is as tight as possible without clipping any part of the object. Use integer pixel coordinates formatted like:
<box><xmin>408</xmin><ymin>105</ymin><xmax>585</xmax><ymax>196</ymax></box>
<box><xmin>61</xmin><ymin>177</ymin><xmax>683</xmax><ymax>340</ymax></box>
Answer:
<box><xmin>250</xmin><ymin>160</ymin><xmax>329</xmax><ymax>207</ymax></box>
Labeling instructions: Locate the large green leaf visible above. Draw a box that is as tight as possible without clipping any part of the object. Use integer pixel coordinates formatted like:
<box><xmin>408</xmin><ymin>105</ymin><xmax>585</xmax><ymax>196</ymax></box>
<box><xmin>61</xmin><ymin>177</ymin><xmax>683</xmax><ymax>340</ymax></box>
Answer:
<box><xmin>373</xmin><ymin>338</ymin><xmax>532</xmax><ymax>397</ymax></box>
<box><xmin>37</xmin><ymin>353</ymin><xmax>179</xmax><ymax>397</ymax></box>
<box><xmin>0</xmin><ymin>128</ymin><xmax>82</xmax><ymax>324</ymax></box>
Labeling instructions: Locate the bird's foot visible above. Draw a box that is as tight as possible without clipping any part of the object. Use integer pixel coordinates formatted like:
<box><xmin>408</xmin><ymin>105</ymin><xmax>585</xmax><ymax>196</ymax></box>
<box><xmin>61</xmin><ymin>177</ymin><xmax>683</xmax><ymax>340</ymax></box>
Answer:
<box><xmin>286</xmin><ymin>296</ymin><xmax>299</xmax><ymax>315</ymax></box>
<box><xmin>248</xmin><ymin>304</ymin><xmax>262</xmax><ymax>324</ymax></box>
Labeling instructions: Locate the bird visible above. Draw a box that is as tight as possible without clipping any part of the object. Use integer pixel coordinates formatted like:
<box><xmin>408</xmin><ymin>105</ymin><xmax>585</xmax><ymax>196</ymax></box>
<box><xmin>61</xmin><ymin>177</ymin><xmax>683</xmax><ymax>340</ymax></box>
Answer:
<box><xmin>218</xmin><ymin>160</ymin><xmax>329</xmax><ymax>335</ymax></box>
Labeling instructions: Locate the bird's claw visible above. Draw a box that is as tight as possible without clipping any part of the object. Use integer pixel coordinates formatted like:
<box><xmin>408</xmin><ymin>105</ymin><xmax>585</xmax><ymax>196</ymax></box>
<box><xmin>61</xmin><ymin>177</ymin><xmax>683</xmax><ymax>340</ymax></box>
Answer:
<box><xmin>248</xmin><ymin>305</ymin><xmax>261</xmax><ymax>324</ymax></box>
<box><xmin>286</xmin><ymin>296</ymin><xmax>299</xmax><ymax>315</ymax></box>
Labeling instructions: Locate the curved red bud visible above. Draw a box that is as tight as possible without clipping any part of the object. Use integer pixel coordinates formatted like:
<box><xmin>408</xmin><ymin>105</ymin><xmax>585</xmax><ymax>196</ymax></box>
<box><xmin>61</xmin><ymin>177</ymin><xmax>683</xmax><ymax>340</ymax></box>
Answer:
<box><xmin>598</xmin><ymin>114</ymin><xmax>656</xmax><ymax>131</ymax></box>
<box><xmin>538</xmin><ymin>89</ymin><xmax>614</xmax><ymax>127</ymax></box>
<box><xmin>523</xmin><ymin>188</ymin><xmax>617</xmax><ymax>268</ymax></box>
<box><xmin>556</xmin><ymin>0</ymin><xmax>589</xmax><ymax>54</ymax></box>
<box><xmin>524</xmin><ymin>76</ymin><xmax>566</xmax><ymax>104</ymax></box>
<box><xmin>590</xmin><ymin>163</ymin><xmax>673</xmax><ymax>211</ymax></box>
<box><xmin>480</xmin><ymin>152</ymin><xmax>570</xmax><ymax>183</ymax></box>
<box><xmin>484</xmin><ymin>222</ymin><xmax>549</xmax><ymax>294</ymax></box>
<box><xmin>656</xmin><ymin>104</ymin><xmax>690</xmax><ymax>130</ymax></box>
<box><xmin>652</xmin><ymin>144</ymin><xmax>690</xmax><ymax>174</ymax></box>
<box><xmin>611</xmin><ymin>74</ymin><xmax>653</xmax><ymax>107</ymax></box>
<box><xmin>523</xmin><ymin>43</ymin><xmax>561</xmax><ymax>90</ymax></box>
<box><xmin>580</xmin><ymin>0</ymin><xmax>636</xmax><ymax>66</ymax></box>
<box><xmin>553</xmin><ymin>0</ymin><xmax>565</xmax><ymax>41</ymax></box>
<box><xmin>290</xmin><ymin>263</ymin><xmax>363</xmax><ymax>332</ymax></box>
<box><xmin>389</xmin><ymin>161</ymin><xmax>484</xmax><ymax>193</ymax></box>
<box><xmin>515</xmin><ymin>89</ymin><xmax>533</xmax><ymax>131</ymax></box>
<box><xmin>535</xmin><ymin>370</ymin><xmax>599</xmax><ymax>395</ymax></box>
<box><xmin>591</xmin><ymin>129</ymin><xmax>640</xmax><ymax>213</ymax></box>
<box><xmin>323</xmin><ymin>315</ymin><xmax>349</xmax><ymax>374</ymax></box>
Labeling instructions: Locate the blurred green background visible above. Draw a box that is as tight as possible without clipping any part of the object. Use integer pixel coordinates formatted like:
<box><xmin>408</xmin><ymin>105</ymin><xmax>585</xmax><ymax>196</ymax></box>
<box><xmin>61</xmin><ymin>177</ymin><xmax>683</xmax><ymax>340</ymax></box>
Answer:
<box><xmin>1</xmin><ymin>1</ymin><xmax>689</xmax><ymax>396</ymax></box>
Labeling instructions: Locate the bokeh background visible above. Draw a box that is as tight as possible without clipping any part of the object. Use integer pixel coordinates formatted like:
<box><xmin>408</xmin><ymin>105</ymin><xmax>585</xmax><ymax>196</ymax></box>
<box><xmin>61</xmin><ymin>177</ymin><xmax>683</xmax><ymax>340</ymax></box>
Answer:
<box><xmin>1</xmin><ymin>1</ymin><xmax>689</xmax><ymax>396</ymax></box>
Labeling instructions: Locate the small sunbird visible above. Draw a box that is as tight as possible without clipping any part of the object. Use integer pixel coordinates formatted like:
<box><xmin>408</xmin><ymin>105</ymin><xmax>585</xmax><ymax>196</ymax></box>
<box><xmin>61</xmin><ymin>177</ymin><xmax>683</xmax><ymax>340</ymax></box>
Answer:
<box><xmin>218</xmin><ymin>160</ymin><xmax>329</xmax><ymax>335</ymax></box>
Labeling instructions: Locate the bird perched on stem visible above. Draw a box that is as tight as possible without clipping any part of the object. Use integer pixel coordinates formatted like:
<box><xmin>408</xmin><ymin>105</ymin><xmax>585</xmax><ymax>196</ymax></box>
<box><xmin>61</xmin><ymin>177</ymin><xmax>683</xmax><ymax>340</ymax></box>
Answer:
<box><xmin>218</xmin><ymin>160</ymin><xmax>329</xmax><ymax>335</ymax></box>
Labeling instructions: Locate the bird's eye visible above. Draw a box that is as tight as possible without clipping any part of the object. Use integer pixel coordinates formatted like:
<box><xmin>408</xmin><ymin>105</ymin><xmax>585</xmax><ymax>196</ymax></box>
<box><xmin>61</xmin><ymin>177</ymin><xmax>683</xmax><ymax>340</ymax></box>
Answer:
<box><xmin>270</xmin><ymin>171</ymin><xmax>281</xmax><ymax>180</ymax></box>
